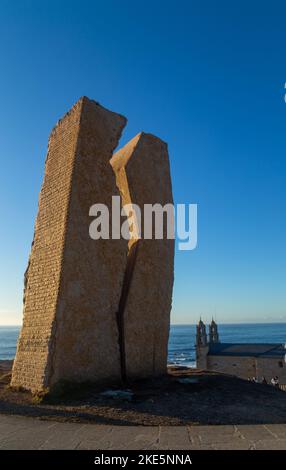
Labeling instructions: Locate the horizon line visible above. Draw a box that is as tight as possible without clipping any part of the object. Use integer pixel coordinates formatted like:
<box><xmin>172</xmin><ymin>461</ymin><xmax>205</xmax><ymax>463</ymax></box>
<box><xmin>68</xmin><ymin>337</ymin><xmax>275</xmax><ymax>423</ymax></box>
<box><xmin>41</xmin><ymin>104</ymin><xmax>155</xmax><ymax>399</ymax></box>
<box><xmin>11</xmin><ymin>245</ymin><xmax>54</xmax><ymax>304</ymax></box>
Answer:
<box><xmin>1</xmin><ymin>321</ymin><xmax>286</xmax><ymax>327</ymax></box>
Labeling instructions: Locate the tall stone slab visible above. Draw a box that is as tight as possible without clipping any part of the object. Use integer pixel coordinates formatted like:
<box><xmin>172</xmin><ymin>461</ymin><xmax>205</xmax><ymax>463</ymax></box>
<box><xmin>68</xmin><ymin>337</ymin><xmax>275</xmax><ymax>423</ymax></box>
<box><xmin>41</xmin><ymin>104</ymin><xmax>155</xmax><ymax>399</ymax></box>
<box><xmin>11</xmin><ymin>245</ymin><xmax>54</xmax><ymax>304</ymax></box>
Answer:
<box><xmin>111</xmin><ymin>133</ymin><xmax>174</xmax><ymax>379</ymax></box>
<box><xmin>11</xmin><ymin>97</ymin><xmax>127</xmax><ymax>392</ymax></box>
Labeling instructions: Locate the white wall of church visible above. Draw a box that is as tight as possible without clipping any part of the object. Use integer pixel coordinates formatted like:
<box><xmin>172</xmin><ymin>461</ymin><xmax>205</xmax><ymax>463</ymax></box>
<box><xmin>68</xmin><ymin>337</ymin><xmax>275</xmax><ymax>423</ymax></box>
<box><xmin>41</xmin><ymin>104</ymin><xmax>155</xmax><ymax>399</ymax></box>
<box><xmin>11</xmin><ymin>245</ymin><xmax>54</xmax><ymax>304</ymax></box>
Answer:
<box><xmin>206</xmin><ymin>355</ymin><xmax>286</xmax><ymax>383</ymax></box>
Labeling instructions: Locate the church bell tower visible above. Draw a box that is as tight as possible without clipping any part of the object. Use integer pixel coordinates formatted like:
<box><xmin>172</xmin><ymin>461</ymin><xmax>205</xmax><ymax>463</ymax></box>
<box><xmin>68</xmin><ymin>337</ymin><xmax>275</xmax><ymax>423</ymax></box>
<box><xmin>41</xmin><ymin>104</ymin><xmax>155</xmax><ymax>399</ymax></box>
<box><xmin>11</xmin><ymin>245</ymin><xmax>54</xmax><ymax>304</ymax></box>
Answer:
<box><xmin>196</xmin><ymin>318</ymin><xmax>209</xmax><ymax>369</ymax></box>
<box><xmin>209</xmin><ymin>318</ymin><xmax>219</xmax><ymax>344</ymax></box>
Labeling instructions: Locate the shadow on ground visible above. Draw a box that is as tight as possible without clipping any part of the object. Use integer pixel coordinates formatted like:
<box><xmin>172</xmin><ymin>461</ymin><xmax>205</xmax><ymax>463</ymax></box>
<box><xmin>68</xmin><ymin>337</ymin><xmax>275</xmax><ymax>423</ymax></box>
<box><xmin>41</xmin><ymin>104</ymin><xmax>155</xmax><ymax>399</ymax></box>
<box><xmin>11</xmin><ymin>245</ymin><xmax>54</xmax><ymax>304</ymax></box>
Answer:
<box><xmin>1</xmin><ymin>362</ymin><xmax>286</xmax><ymax>426</ymax></box>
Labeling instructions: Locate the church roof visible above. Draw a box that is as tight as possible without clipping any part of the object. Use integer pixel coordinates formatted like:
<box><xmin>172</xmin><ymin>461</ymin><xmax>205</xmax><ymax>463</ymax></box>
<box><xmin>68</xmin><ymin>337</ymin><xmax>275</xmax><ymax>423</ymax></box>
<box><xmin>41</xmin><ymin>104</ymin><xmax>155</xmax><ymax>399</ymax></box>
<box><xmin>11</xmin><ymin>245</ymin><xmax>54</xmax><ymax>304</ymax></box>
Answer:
<box><xmin>208</xmin><ymin>343</ymin><xmax>286</xmax><ymax>358</ymax></box>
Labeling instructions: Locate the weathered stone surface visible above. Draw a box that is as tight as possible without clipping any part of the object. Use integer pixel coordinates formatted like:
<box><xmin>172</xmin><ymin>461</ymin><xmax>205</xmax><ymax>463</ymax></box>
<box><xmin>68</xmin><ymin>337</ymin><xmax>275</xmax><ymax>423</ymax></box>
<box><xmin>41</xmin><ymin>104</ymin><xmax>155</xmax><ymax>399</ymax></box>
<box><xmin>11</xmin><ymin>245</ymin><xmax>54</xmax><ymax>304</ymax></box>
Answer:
<box><xmin>111</xmin><ymin>133</ymin><xmax>174</xmax><ymax>379</ymax></box>
<box><xmin>11</xmin><ymin>97</ymin><xmax>127</xmax><ymax>392</ymax></box>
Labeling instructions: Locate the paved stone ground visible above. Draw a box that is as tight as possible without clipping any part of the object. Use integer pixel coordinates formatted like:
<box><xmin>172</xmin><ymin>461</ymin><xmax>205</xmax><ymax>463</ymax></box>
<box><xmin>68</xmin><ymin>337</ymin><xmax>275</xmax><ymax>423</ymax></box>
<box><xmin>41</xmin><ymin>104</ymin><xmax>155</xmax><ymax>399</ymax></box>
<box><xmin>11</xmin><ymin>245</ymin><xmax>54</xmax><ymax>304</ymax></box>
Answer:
<box><xmin>0</xmin><ymin>415</ymin><xmax>286</xmax><ymax>450</ymax></box>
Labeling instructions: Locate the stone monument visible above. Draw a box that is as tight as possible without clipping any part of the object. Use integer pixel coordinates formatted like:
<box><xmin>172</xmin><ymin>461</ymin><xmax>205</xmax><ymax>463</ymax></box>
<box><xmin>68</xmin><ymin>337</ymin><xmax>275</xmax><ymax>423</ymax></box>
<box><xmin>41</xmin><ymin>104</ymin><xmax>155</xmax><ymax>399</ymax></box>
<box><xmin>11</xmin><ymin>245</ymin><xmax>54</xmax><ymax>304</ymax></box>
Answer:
<box><xmin>11</xmin><ymin>97</ymin><xmax>174</xmax><ymax>393</ymax></box>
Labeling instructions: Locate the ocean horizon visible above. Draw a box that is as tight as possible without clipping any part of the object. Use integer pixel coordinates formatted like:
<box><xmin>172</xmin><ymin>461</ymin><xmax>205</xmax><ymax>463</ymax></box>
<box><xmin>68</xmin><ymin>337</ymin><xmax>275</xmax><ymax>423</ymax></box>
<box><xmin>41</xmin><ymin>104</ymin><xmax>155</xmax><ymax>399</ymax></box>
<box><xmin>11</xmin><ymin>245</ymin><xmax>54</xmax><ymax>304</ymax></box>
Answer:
<box><xmin>0</xmin><ymin>323</ymin><xmax>286</xmax><ymax>366</ymax></box>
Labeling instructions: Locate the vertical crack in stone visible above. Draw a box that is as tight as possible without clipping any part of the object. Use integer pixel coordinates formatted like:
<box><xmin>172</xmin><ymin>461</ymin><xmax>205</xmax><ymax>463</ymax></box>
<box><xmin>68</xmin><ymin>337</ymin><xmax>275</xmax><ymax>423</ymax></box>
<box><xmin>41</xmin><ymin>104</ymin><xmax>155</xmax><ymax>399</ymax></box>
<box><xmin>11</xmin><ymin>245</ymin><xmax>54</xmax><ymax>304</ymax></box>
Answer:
<box><xmin>116</xmin><ymin>240</ymin><xmax>140</xmax><ymax>384</ymax></box>
<box><xmin>111</xmin><ymin>135</ymin><xmax>142</xmax><ymax>383</ymax></box>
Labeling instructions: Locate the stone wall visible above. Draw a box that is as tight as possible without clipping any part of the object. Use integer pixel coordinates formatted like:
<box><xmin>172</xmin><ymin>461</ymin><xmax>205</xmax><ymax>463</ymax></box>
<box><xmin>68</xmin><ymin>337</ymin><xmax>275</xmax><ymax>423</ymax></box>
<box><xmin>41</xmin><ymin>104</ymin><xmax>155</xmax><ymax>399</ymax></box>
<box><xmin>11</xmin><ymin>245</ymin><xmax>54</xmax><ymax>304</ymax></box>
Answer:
<box><xmin>207</xmin><ymin>355</ymin><xmax>257</xmax><ymax>379</ymax></box>
<box><xmin>256</xmin><ymin>357</ymin><xmax>286</xmax><ymax>383</ymax></box>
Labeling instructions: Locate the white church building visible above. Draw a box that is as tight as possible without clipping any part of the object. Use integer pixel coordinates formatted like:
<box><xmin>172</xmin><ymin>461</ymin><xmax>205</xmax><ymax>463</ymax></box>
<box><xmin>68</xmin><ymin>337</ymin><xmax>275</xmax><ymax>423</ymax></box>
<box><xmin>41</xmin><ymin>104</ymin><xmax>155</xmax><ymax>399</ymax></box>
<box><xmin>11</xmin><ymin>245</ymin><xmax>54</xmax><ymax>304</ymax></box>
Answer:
<box><xmin>196</xmin><ymin>319</ymin><xmax>286</xmax><ymax>383</ymax></box>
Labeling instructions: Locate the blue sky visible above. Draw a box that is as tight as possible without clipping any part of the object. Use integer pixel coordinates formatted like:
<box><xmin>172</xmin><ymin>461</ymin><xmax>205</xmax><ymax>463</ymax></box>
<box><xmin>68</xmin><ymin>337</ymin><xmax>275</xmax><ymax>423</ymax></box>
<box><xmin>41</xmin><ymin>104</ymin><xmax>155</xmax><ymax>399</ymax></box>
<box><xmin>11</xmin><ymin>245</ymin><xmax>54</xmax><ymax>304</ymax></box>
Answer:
<box><xmin>0</xmin><ymin>0</ymin><xmax>286</xmax><ymax>325</ymax></box>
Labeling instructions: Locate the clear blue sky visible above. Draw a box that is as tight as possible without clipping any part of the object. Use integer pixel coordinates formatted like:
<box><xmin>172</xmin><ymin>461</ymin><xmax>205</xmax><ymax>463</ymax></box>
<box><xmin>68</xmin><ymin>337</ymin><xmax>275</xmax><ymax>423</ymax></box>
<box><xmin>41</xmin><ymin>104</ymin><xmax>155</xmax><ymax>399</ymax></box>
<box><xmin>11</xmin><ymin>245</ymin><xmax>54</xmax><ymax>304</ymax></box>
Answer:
<box><xmin>0</xmin><ymin>0</ymin><xmax>286</xmax><ymax>325</ymax></box>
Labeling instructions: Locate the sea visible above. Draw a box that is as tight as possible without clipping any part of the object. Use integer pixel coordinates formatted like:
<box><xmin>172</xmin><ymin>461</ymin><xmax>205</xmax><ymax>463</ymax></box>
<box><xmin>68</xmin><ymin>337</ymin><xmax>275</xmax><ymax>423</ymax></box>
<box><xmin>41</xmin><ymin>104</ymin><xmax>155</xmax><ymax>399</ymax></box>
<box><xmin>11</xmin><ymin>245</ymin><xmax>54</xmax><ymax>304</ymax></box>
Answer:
<box><xmin>1</xmin><ymin>323</ymin><xmax>286</xmax><ymax>366</ymax></box>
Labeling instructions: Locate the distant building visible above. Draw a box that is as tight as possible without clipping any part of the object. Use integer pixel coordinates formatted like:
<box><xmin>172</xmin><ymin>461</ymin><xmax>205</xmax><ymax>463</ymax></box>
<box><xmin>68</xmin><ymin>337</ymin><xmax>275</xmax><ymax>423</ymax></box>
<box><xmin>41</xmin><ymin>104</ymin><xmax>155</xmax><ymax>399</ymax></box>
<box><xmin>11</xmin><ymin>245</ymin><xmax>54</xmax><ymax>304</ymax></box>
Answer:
<box><xmin>196</xmin><ymin>319</ymin><xmax>286</xmax><ymax>383</ymax></box>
